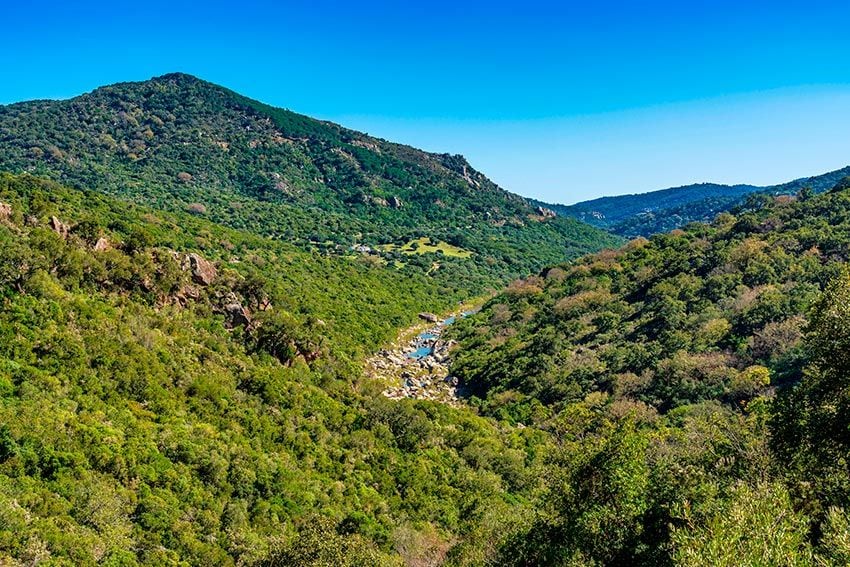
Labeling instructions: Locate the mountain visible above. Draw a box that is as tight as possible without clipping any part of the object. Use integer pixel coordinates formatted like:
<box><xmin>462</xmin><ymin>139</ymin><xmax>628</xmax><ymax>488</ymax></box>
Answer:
<box><xmin>0</xmin><ymin>75</ymin><xmax>617</xmax><ymax>565</ymax></box>
<box><xmin>446</xmin><ymin>180</ymin><xmax>850</xmax><ymax>564</ymax></box>
<box><xmin>0</xmin><ymin>73</ymin><xmax>619</xmax><ymax>290</ymax></box>
<box><xmin>535</xmin><ymin>165</ymin><xmax>850</xmax><ymax>237</ymax></box>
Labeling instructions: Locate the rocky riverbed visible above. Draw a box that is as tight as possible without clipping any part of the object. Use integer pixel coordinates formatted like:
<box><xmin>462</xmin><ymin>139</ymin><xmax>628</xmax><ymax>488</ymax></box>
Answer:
<box><xmin>367</xmin><ymin>310</ymin><xmax>474</xmax><ymax>405</ymax></box>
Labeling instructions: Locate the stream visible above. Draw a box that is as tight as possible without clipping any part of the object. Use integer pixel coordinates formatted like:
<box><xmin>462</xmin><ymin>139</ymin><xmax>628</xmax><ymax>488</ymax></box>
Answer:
<box><xmin>367</xmin><ymin>310</ymin><xmax>475</xmax><ymax>404</ymax></box>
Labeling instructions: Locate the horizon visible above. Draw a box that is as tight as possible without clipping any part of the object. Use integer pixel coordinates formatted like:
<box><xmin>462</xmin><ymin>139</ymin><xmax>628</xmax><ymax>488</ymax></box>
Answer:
<box><xmin>3</xmin><ymin>0</ymin><xmax>850</xmax><ymax>203</ymax></box>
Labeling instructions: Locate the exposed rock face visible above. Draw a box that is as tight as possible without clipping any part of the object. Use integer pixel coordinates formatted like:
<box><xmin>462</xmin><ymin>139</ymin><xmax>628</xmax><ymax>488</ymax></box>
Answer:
<box><xmin>224</xmin><ymin>303</ymin><xmax>251</xmax><ymax>328</ymax></box>
<box><xmin>185</xmin><ymin>253</ymin><xmax>217</xmax><ymax>285</ymax></box>
<box><xmin>0</xmin><ymin>202</ymin><xmax>11</xmax><ymax>219</ymax></box>
<box><xmin>174</xmin><ymin>285</ymin><xmax>200</xmax><ymax>306</ymax></box>
<box><xmin>49</xmin><ymin>216</ymin><xmax>70</xmax><ymax>239</ymax></box>
<box><xmin>461</xmin><ymin>164</ymin><xmax>480</xmax><ymax>187</ymax></box>
<box><xmin>536</xmin><ymin>206</ymin><xmax>556</xmax><ymax>219</ymax></box>
<box><xmin>418</xmin><ymin>312</ymin><xmax>439</xmax><ymax>323</ymax></box>
<box><xmin>388</xmin><ymin>196</ymin><xmax>403</xmax><ymax>208</ymax></box>
<box><xmin>364</xmin><ymin>195</ymin><xmax>388</xmax><ymax>207</ymax></box>
<box><xmin>93</xmin><ymin>237</ymin><xmax>111</xmax><ymax>251</ymax></box>
<box><xmin>351</xmin><ymin>139</ymin><xmax>381</xmax><ymax>153</ymax></box>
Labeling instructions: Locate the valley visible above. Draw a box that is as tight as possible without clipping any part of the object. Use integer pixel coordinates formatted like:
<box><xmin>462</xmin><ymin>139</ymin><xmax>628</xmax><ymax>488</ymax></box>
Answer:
<box><xmin>0</xmin><ymin>73</ymin><xmax>849</xmax><ymax>566</ymax></box>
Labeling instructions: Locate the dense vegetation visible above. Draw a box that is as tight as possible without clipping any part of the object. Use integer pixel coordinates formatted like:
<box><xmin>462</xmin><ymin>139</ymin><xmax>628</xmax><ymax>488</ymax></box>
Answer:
<box><xmin>540</xmin><ymin>165</ymin><xmax>850</xmax><ymax>237</ymax></box>
<box><xmin>447</xmin><ymin>181</ymin><xmax>850</xmax><ymax>564</ymax></box>
<box><xmin>0</xmin><ymin>173</ymin><xmax>559</xmax><ymax>565</ymax></box>
<box><xmin>3</xmin><ymin>73</ymin><xmax>850</xmax><ymax>565</ymax></box>
<box><xmin>0</xmin><ymin>73</ymin><xmax>618</xmax><ymax>291</ymax></box>
<box><xmin>5</xmin><ymin>170</ymin><xmax>850</xmax><ymax>565</ymax></box>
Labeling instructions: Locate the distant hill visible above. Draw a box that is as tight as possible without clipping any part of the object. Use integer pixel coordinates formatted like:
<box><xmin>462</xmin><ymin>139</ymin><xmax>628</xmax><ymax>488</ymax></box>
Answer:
<box><xmin>534</xmin><ymin>166</ymin><xmax>850</xmax><ymax>237</ymax></box>
<box><xmin>0</xmin><ymin>73</ymin><xmax>619</xmax><ymax>289</ymax></box>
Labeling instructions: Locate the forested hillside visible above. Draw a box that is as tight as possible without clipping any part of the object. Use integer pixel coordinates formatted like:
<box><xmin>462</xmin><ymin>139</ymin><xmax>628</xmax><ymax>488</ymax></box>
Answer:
<box><xmin>0</xmin><ymin>173</ymin><xmax>554</xmax><ymax>565</ymax></box>
<box><xmin>448</xmin><ymin>181</ymin><xmax>850</xmax><ymax>564</ymax></box>
<box><xmin>540</xmin><ymin>165</ymin><xmax>850</xmax><ymax>237</ymax></box>
<box><xmin>5</xmin><ymin>171</ymin><xmax>850</xmax><ymax>565</ymax></box>
<box><xmin>0</xmin><ymin>73</ymin><xmax>618</xmax><ymax>289</ymax></box>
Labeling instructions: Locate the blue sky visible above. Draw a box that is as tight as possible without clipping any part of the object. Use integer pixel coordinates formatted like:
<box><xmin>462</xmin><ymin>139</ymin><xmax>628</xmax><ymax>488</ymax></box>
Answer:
<box><xmin>3</xmin><ymin>0</ymin><xmax>850</xmax><ymax>203</ymax></box>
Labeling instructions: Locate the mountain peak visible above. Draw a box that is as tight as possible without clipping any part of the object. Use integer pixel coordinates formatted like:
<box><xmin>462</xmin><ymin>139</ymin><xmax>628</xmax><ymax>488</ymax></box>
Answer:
<box><xmin>152</xmin><ymin>71</ymin><xmax>204</xmax><ymax>82</ymax></box>
<box><xmin>147</xmin><ymin>72</ymin><xmax>212</xmax><ymax>88</ymax></box>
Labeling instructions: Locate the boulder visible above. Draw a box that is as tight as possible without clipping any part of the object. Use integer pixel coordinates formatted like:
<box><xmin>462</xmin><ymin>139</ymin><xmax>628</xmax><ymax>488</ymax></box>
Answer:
<box><xmin>363</xmin><ymin>195</ymin><xmax>388</xmax><ymax>207</ymax></box>
<box><xmin>224</xmin><ymin>303</ymin><xmax>251</xmax><ymax>328</ymax></box>
<box><xmin>418</xmin><ymin>312</ymin><xmax>439</xmax><ymax>323</ymax></box>
<box><xmin>536</xmin><ymin>206</ymin><xmax>556</xmax><ymax>219</ymax></box>
<box><xmin>388</xmin><ymin>196</ymin><xmax>403</xmax><ymax>208</ymax></box>
<box><xmin>93</xmin><ymin>237</ymin><xmax>111</xmax><ymax>251</ymax></box>
<box><xmin>185</xmin><ymin>253</ymin><xmax>217</xmax><ymax>285</ymax></box>
<box><xmin>49</xmin><ymin>216</ymin><xmax>70</xmax><ymax>239</ymax></box>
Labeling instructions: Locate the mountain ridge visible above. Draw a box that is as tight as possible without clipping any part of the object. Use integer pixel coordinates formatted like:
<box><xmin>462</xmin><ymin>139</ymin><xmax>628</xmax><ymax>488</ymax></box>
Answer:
<box><xmin>535</xmin><ymin>165</ymin><xmax>850</xmax><ymax>237</ymax></box>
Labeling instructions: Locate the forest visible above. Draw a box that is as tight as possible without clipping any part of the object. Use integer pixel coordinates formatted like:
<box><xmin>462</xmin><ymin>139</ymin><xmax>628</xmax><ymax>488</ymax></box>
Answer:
<box><xmin>0</xmin><ymin>173</ymin><xmax>550</xmax><ymax>565</ymax></box>
<box><xmin>2</xmin><ymin>172</ymin><xmax>850</xmax><ymax>565</ymax></box>
<box><xmin>543</xmin><ymin>165</ymin><xmax>850</xmax><ymax>237</ymax></box>
<box><xmin>448</xmin><ymin>180</ymin><xmax>850</xmax><ymax>564</ymax></box>
<box><xmin>0</xmin><ymin>73</ymin><xmax>617</xmax><ymax>291</ymax></box>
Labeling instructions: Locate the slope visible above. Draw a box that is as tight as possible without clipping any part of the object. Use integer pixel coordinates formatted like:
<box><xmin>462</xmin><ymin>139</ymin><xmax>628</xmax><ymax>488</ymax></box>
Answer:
<box><xmin>0</xmin><ymin>73</ymin><xmax>619</xmax><ymax>289</ymax></box>
<box><xmin>442</xmin><ymin>178</ymin><xmax>850</xmax><ymax>565</ymax></box>
<box><xmin>0</xmin><ymin>173</ymin><xmax>549</xmax><ymax>565</ymax></box>
<box><xmin>453</xmin><ymin>185</ymin><xmax>850</xmax><ymax>418</ymax></box>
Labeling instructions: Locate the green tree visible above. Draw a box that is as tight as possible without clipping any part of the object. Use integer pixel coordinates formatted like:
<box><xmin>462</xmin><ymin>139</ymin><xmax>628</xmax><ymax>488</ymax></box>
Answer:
<box><xmin>671</xmin><ymin>482</ymin><xmax>813</xmax><ymax>567</ymax></box>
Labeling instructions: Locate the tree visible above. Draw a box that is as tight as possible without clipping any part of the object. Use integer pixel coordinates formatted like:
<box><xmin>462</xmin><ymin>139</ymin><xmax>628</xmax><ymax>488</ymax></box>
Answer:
<box><xmin>671</xmin><ymin>482</ymin><xmax>813</xmax><ymax>567</ymax></box>
<box><xmin>261</xmin><ymin>515</ymin><xmax>399</xmax><ymax>567</ymax></box>
<box><xmin>771</xmin><ymin>269</ymin><xmax>850</xmax><ymax>513</ymax></box>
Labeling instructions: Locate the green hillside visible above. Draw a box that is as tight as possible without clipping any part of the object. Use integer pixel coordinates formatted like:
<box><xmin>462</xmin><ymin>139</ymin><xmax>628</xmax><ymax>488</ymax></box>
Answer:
<box><xmin>0</xmin><ymin>73</ymin><xmax>619</xmax><ymax>290</ymax></box>
<box><xmin>0</xmin><ymin>173</ymin><xmax>553</xmax><ymax>565</ymax></box>
<box><xmin>447</xmin><ymin>181</ymin><xmax>850</xmax><ymax>564</ymax></box>
<box><xmin>5</xmin><ymin>171</ymin><xmax>850</xmax><ymax>565</ymax></box>
<box><xmin>3</xmin><ymin>73</ymin><xmax>850</xmax><ymax>566</ymax></box>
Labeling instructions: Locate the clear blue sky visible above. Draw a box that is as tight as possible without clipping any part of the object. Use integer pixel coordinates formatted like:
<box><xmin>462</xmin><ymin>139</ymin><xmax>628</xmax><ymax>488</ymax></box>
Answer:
<box><xmin>3</xmin><ymin>0</ymin><xmax>850</xmax><ymax>203</ymax></box>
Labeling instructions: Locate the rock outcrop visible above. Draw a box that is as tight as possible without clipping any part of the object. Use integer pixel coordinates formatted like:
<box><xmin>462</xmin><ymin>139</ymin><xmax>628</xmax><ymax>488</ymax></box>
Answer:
<box><xmin>93</xmin><ymin>237</ymin><xmax>111</xmax><ymax>251</ymax></box>
<box><xmin>536</xmin><ymin>206</ymin><xmax>556</xmax><ymax>219</ymax></box>
<box><xmin>224</xmin><ymin>302</ymin><xmax>251</xmax><ymax>328</ymax></box>
<box><xmin>184</xmin><ymin>253</ymin><xmax>217</xmax><ymax>285</ymax></box>
<box><xmin>49</xmin><ymin>216</ymin><xmax>70</xmax><ymax>239</ymax></box>
<box><xmin>418</xmin><ymin>312</ymin><xmax>439</xmax><ymax>323</ymax></box>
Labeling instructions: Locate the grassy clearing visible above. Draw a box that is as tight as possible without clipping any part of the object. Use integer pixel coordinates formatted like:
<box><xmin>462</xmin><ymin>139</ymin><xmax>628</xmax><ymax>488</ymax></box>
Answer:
<box><xmin>379</xmin><ymin>237</ymin><xmax>473</xmax><ymax>258</ymax></box>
